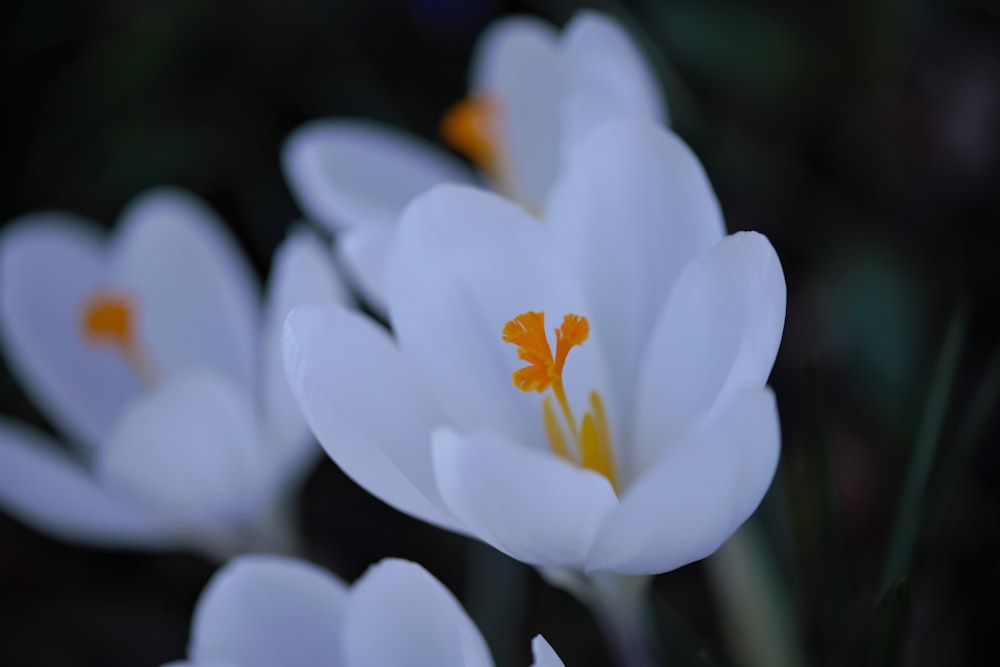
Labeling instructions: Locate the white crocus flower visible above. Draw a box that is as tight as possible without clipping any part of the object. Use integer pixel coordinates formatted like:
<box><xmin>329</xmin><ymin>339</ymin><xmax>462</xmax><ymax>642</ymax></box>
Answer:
<box><xmin>165</xmin><ymin>555</ymin><xmax>564</xmax><ymax>667</ymax></box>
<box><xmin>0</xmin><ymin>187</ymin><xmax>349</xmax><ymax>560</ymax></box>
<box><xmin>283</xmin><ymin>10</ymin><xmax>664</xmax><ymax>310</ymax></box>
<box><xmin>283</xmin><ymin>119</ymin><xmax>785</xmax><ymax>580</ymax></box>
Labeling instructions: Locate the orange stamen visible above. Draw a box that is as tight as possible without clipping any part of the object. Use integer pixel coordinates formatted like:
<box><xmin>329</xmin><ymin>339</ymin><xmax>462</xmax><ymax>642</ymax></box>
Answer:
<box><xmin>440</xmin><ymin>94</ymin><xmax>503</xmax><ymax>174</ymax></box>
<box><xmin>80</xmin><ymin>291</ymin><xmax>157</xmax><ymax>386</ymax></box>
<box><xmin>503</xmin><ymin>311</ymin><xmax>618</xmax><ymax>492</ymax></box>
<box><xmin>81</xmin><ymin>293</ymin><xmax>135</xmax><ymax>348</ymax></box>
<box><xmin>581</xmin><ymin>392</ymin><xmax>618</xmax><ymax>493</ymax></box>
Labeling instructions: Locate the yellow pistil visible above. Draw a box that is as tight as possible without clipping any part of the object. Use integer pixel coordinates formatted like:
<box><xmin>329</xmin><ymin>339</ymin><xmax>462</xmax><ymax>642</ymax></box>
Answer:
<box><xmin>80</xmin><ymin>291</ymin><xmax>158</xmax><ymax>387</ymax></box>
<box><xmin>502</xmin><ymin>311</ymin><xmax>619</xmax><ymax>493</ymax></box>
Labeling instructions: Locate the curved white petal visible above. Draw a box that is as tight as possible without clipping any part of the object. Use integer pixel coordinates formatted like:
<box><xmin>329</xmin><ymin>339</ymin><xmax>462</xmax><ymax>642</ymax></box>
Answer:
<box><xmin>282</xmin><ymin>303</ymin><xmax>462</xmax><ymax>533</ymax></box>
<box><xmin>96</xmin><ymin>370</ymin><xmax>265</xmax><ymax>528</ymax></box>
<box><xmin>109</xmin><ymin>188</ymin><xmax>259</xmax><ymax>389</ymax></box>
<box><xmin>282</xmin><ymin>119</ymin><xmax>474</xmax><ymax>232</ymax></box>
<box><xmin>471</xmin><ymin>16</ymin><xmax>563</xmax><ymax>209</ymax></box>
<box><xmin>632</xmin><ymin>232</ymin><xmax>785</xmax><ymax>473</ymax></box>
<box><xmin>0</xmin><ymin>418</ymin><xmax>175</xmax><ymax>548</ymax></box>
<box><xmin>189</xmin><ymin>554</ymin><xmax>348</xmax><ymax>667</ymax></box>
<box><xmin>586</xmin><ymin>388</ymin><xmax>780</xmax><ymax>575</ymax></box>
<box><xmin>261</xmin><ymin>228</ymin><xmax>350</xmax><ymax>469</ymax></box>
<box><xmin>546</xmin><ymin>120</ymin><xmax>725</xmax><ymax>413</ymax></box>
<box><xmin>343</xmin><ymin>558</ymin><xmax>493</xmax><ymax>667</ymax></box>
<box><xmin>530</xmin><ymin>635</ymin><xmax>566</xmax><ymax>667</ymax></box>
<box><xmin>0</xmin><ymin>214</ymin><xmax>139</xmax><ymax>450</ymax></box>
<box><xmin>388</xmin><ymin>184</ymin><xmax>609</xmax><ymax>448</ymax></box>
<box><xmin>560</xmin><ymin>11</ymin><xmax>666</xmax><ymax>153</ymax></box>
<box><xmin>432</xmin><ymin>429</ymin><xmax>618</xmax><ymax>569</ymax></box>
<box><xmin>336</xmin><ymin>225</ymin><xmax>392</xmax><ymax>315</ymax></box>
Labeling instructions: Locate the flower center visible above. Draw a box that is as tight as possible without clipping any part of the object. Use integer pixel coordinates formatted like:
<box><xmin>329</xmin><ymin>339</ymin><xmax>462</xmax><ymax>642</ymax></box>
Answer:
<box><xmin>502</xmin><ymin>311</ymin><xmax>619</xmax><ymax>493</ymax></box>
<box><xmin>80</xmin><ymin>291</ymin><xmax>158</xmax><ymax>387</ymax></box>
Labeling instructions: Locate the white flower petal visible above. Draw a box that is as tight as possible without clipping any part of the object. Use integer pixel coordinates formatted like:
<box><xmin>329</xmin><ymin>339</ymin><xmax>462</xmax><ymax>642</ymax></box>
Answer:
<box><xmin>560</xmin><ymin>11</ymin><xmax>666</xmax><ymax>152</ymax></box>
<box><xmin>546</xmin><ymin>120</ymin><xmax>725</xmax><ymax>413</ymax></box>
<box><xmin>189</xmin><ymin>554</ymin><xmax>348</xmax><ymax>667</ymax></box>
<box><xmin>530</xmin><ymin>635</ymin><xmax>566</xmax><ymax>667</ymax></box>
<box><xmin>432</xmin><ymin>428</ymin><xmax>618</xmax><ymax>569</ymax></box>
<box><xmin>0</xmin><ymin>214</ymin><xmax>139</xmax><ymax>450</ymax></box>
<box><xmin>586</xmin><ymin>388</ymin><xmax>780</xmax><ymax>575</ymax></box>
<box><xmin>343</xmin><ymin>558</ymin><xmax>493</xmax><ymax>667</ymax></box>
<box><xmin>261</xmin><ymin>228</ymin><xmax>350</xmax><ymax>468</ymax></box>
<box><xmin>388</xmin><ymin>184</ymin><xmax>608</xmax><ymax>448</ymax></box>
<box><xmin>336</xmin><ymin>225</ymin><xmax>392</xmax><ymax>315</ymax></box>
<box><xmin>282</xmin><ymin>303</ymin><xmax>462</xmax><ymax>532</ymax></box>
<box><xmin>632</xmin><ymin>231</ymin><xmax>785</xmax><ymax>473</ymax></box>
<box><xmin>109</xmin><ymin>188</ymin><xmax>259</xmax><ymax>389</ymax></box>
<box><xmin>282</xmin><ymin>119</ymin><xmax>474</xmax><ymax>232</ymax></box>
<box><xmin>471</xmin><ymin>16</ymin><xmax>563</xmax><ymax>208</ymax></box>
<box><xmin>0</xmin><ymin>418</ymin><xmax>175</xmax><ymax>548</ymax></box>
<box><xmin>96</xmin><ymin>370</ymin><xmax>264</xmax><ymax>528</ymax></box>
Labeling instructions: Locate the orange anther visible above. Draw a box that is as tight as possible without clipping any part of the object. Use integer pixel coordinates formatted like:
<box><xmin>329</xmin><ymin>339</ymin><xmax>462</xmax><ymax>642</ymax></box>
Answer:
<box><xmin>503</xmin><ymin>310</ymin><xmax>618</xmax><ymax>492</ymax></box>
<box><xmin>81</xmin><ymin>293</ymin><xmax>134</xmax><ymax>349</ymax></box>
<box><xmin>440</xmin><ymin>94</ymin><xmax>503</xmax><ymax>173</ymax></box>
<box><xmin>79</xmin><ymin>291</ymin><xmax>159</xmax><ymax>387</ymax></box>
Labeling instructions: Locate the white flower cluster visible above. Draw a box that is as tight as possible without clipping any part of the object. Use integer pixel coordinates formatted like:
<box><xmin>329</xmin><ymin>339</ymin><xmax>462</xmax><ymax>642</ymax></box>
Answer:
<box><xmin>0</xmin><ymin>10</ymin><xmax>785</xmax><ymax>666</ymax></box>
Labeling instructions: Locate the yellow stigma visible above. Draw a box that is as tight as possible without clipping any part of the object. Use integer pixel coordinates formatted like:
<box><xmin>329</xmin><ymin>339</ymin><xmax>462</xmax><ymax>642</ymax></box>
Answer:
<box><xmin>80</xmin><ymin>291</ymin><xmax>158</xmax><ymax>387</ymax></box>
<box><xmin>503</xmin><ymin>311</ymin><xmax>618</xmax><ymax>493</ymax></box>
<box><xmin>441</xmin><ymin>94</ymin><xmax>503</xmax><ymax>175</ymax></box>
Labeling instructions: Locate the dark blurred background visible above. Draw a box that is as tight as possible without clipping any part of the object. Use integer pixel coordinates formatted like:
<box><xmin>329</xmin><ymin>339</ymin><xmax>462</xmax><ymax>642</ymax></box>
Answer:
<box><xmin>1</xmin><ymin>0</ymin><xmax>998</xmax><ymax>665</ymax></box>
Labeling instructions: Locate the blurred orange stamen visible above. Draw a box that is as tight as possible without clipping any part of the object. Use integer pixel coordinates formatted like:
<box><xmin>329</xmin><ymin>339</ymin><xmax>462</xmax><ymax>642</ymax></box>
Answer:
<box><xmin>441</xmin><ymin>94</ymin><xmax>503</xmax><ymax>175</ymax></box>
<box><xmin>80</xmin><ymin>291</ymin><xmax>157</xmax><ymax>386</ymax></box>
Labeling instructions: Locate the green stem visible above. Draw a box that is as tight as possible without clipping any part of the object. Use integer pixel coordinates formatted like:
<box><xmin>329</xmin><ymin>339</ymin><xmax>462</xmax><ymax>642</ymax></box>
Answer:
<box><xmin>879</xmin><ymin>305</ymin><xmax>968</xmax><ymax>594</ymax></box>
<box><xmin>705</xmin><ymin>520</ymin><xmax>805</xmax><ymax>667</ymax></box>
<box><xmin>542</xmin><ymin>568</ymin><xmax>656</xmax><ymax>666</ymax></box>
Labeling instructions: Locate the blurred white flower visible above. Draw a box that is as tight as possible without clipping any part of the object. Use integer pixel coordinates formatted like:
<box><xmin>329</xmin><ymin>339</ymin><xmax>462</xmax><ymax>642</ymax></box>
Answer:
<box><xmin>0</xmin><ymin>187</ymin><xmax>349</xmax><ymax>559</ymax></box>
<box><xmin>164</xmin><ymin>555</ymin><xmax>563</xmax><ymax>667</ymax></box>
<box><xmin>284</xmin><ymin>119</ymin><xmax>785</xmax><ymax>576</ymax></box>
<box><xmin>282</xmin><ymin>10</ymin><xmax>665</xmax><ymax>310</ymax></box>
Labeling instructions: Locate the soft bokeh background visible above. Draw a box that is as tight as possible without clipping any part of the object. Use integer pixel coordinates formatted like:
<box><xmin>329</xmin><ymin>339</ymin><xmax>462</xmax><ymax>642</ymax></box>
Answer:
<box><xmin>2</xmin><ymin>0</ymin><xmax>998</xmax><ymax>664</ymax></box>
